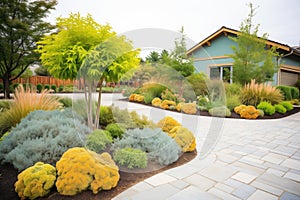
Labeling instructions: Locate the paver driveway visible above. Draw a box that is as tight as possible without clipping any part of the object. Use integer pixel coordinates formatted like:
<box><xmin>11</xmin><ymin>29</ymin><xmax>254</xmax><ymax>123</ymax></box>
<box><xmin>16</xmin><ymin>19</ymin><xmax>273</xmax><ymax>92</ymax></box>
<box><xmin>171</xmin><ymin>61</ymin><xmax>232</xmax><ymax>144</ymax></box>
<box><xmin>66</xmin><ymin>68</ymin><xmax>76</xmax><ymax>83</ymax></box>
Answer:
<box><xmin>109</xmin><ymin>97</ymin><xmax>300</xmax><ymax>200</ymax></box>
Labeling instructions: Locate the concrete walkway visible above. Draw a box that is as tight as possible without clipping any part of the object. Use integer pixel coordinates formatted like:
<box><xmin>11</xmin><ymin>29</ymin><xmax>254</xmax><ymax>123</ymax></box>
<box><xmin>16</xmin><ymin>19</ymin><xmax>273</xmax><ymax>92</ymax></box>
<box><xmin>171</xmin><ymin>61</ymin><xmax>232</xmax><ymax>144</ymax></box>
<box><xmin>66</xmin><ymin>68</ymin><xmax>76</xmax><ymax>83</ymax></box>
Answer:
<box><xmin>61</xmin><ymin>93</ymin><xmax>300</xmax><ymax>199</ymax></box>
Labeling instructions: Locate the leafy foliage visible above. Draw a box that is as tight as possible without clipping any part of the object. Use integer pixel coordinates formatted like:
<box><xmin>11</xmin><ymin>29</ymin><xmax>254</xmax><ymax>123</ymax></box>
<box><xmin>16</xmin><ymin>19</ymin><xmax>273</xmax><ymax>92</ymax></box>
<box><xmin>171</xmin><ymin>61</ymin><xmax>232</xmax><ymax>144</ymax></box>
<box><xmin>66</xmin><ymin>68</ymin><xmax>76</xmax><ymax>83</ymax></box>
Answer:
<box><xmin>86</xmin><ymin>129</ymin><xmax>112</xmax><ymax>152</ymax></box>
<box><xmin>257</xmin><ymin>101</ymin><xmax>275</xmax><ymax>115</ymax></box>
<box><xmin>105</xmin><ymin>123</ymin><xmax>126</xmax><ymax>139</ymax></box>
<box><xmin>36</xmin><ymin>83</ymin><xmax>43</xmax><ymax>93</ymax></box>
<box><xmin>279</xmin><ymin>101</ymin><xmax>293</xmax><ymax>111</ymax></box>
<box><xmin>15</xmin><ymin>162</ymin><xmax>56</xmax><ymax>199</ymax></box>
<box><xmin>157</xmin><ymin>116</ymin><xmax>181</xmax><ymax>133</ymax></box>
<box><xmin>290</xmin><ymin>87</ymin><xmax>299</xmax><ymax>99</ymax></box>
<box><xmin>0</xmin><ymin>109</ymin><xmax>91</xmax><ymax>171</ymax></box>
<box><xmin>0</xmin><ymin>0</ymin><xmax>57</xmax><ymax>98</ymax></box>
<box><xmin>226</xmin><ymin>95</ymin><xmax>242</xmax><ymax>111</ymax></box>
<box><xmin>113</xmin><ymin>148</ymin><xmax>147</xmax><ymax>169</ymax></box>
<box><xmin>0</xmin><ymin>85</ymin><xmax>62</xmax><ymax>135</ymax></box>
<box><xmin>56</xmin><ymin>147</ymin><xmax>119</xmax><ymax>195</ymax></box>
<box><xmin>186</xmin><ymin>73</ymin><xmax>208</xmax><ymax>97</ymax></box>
<box><xmin>276</xmin><ymin>85</ymin><xmax>292</xmax><ymax>100</ymax></box>
<box><xmin>230</xmin><ymin>3</ymin><xmax>278</xmax><ymax>85</ymax></box>
<box><xmin>274</xmin><ymin>104</ymin><xmax>286</xmax><ymax>114</ymax></box>
<box><xmin>240</xmin><ymin>80</ymin><xmax>283</xmax><ymax>106</ymax></box>
<box><xmin>168</xmin><ymin>126</ymin><xmax>196</xmax><ymax>152</ymax></box>
<box><xmin>112</xmin><ymin>128</ymin><xmax>181</xmax><ymax>165</ymax></box>
<box><xmin>99</xmin><ymin>106</ymin><xmax>115</xmax><ymax>126</ymax></box>
<box><xmin>239</xmin><ymin>105</ymin><xmax>259</xmax><ymax>119</ymax></box>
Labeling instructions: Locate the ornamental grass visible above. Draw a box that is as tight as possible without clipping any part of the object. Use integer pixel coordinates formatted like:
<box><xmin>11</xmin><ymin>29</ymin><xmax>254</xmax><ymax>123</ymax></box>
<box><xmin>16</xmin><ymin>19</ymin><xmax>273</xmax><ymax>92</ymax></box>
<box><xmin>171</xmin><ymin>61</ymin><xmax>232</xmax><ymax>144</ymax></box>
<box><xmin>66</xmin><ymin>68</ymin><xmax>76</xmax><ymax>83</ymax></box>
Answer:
<box><xmin>240</xmin><ymin>79</ymin><xmax>283</xmax><ymax>106</ymax></box>
<box><xmin>0</xmin><ymin>84</ymin><xmax>62</xmax><ymax>135</ymax></box>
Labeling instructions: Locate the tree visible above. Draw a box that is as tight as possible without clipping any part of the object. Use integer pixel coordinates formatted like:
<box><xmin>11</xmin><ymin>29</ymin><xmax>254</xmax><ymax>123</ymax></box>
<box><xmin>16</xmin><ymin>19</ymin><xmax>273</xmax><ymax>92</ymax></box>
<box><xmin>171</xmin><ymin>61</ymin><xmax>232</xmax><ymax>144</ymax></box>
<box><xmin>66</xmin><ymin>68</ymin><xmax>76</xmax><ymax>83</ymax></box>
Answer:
<box><xmin>145</xmin><ymin>51</ymin><xmax>160</xmax><ymax>63</ymax></box>
<box><xmin>0</xmin><ymin>0</ymin><xmax>57</xmax><ymax>98</ymax></box>
<box><xmin>36</xmin><ymin>13</ymin><xmax>114</xmax><ymax>80</ymax></box>
<box><xmin>230</xmin><ymin>3</ymin><xmax>278</xmax><ymax>85</ymax></box>
<box><xmin>80</xmin><ymin>36</ymin><xmax>140</xmax><ymax>129</ymax></box>
<box><xmin>34</xmin><ymin>65</ymin><xmax>50</xmax><ymax>76</ymax></box>
<box><xmin>37</xmin><ymin>13</ymin><xmax>140</xmax><ymax>129</ymax></box>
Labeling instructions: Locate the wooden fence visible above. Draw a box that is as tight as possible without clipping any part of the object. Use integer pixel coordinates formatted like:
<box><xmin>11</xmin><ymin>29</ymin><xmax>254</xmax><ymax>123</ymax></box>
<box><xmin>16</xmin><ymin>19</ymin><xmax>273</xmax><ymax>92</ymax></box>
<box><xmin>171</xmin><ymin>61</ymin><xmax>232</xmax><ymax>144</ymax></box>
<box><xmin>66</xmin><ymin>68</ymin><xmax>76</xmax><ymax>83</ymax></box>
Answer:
<box><xmin>1</xmin><ymin>76</ymin><xmax>81</xmax><ymax>88</ymax></box>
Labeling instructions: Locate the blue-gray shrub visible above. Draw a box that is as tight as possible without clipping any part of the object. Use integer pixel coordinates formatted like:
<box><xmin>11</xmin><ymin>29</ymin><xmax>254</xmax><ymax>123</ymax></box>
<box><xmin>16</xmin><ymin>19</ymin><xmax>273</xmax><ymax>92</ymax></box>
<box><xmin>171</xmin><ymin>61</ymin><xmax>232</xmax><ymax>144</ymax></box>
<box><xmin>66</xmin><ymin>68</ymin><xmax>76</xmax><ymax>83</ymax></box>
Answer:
<box><xmin>112</xmin><ymin>128</ymin><xmax>181</xmax><ymax>165</ymax></box>
<box><xmin>0</xmin><ymin>109</ymin><xmax>91</xmax><ymax>171</ymax></box>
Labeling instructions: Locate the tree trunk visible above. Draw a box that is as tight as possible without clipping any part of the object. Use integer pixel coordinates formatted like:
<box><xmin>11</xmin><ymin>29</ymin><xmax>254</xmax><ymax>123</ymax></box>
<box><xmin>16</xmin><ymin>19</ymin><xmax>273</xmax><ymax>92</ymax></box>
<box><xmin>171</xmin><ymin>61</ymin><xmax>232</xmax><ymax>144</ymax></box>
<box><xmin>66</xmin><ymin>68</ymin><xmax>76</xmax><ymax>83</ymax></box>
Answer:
<box><xmin>94</xmin><ymin>77</ymin><xmax>104</xmax><ymax>129</ymax></box>
<box><xmin>3</xmin><ymin>74</ymin><xmax>11</xmax><ymax>99</ymax></box>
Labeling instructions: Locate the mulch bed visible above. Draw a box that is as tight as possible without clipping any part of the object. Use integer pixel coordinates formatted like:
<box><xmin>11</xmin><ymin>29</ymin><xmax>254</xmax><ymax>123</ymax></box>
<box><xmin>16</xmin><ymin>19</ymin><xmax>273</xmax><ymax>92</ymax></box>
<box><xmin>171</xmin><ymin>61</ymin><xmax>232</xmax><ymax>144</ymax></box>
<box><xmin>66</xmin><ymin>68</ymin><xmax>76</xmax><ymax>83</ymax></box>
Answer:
<box><xmin>0</xmin><ymin>151</ymin><xmax>197</xmax><ymax>200</ymax></box>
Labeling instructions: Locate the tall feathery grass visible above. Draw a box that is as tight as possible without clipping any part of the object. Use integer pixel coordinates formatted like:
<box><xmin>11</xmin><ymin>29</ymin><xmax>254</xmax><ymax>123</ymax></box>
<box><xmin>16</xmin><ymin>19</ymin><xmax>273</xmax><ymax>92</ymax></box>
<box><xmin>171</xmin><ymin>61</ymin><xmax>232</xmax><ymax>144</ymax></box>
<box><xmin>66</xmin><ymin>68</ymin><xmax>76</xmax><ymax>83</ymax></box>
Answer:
<box><xmin>0</xmin><ymin>85</ymin><xmax>62</xmax><ymax>135</ymax></box>
<box><xmin>240</xmin><ymin>80</ymin><xmax>283</xmax><ymax>106</ymax></box>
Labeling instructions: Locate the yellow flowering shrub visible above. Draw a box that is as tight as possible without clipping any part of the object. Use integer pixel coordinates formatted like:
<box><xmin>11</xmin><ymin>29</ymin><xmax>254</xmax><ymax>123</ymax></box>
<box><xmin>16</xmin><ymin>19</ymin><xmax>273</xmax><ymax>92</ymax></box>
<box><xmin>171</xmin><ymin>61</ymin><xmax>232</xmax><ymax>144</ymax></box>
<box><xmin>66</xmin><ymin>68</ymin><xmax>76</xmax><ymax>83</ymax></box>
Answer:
<box><xmin>129</xmin><ymin>94</ymin><xmax>144</xmax><ymax>102</ymax></box>
<box><xmin>168</xmin><ymin>126</ymin><xmax>196</xmax><ymax>152</ymax></box>
<box><xmin>234</xmin><ymin>105</ymin><xmax>247</xmax><ymax>114</ymax></box>
<box><xmin>160</xmin><ymin>100</ymin><xmax>176</xmax><ymax>109</ymax></box>
<box><xmin>151</xmin><ymin>97</ymin><xmax>162</xmax><ymax>107</ymax></box>
<box><xmin>56</xmin><ymin>147</ymin><xmax>119</xmax><ymax>196</ymax></box>
<box><xmin>240</xmin><ymin>105</ymin><xmax>259</xmax><ymax>119</ymax></box>
<box><xmin>157</xmin><ymin>116</ymin><xmax>181</xmax><ymax>133</ymax></box>
<box><xmin>15</xmin><ymin>162</ymin><xmax>56</xmax><ymax>200</ymax></box>
<box><xmin>176</xmin><ymin>102</ymin><xmax>183</xmax><ymax>112</ymax></box>
<box><xmin>129</xmin><ymin>94</ymin><xmax>136</xmax><ymax>101</ymax></box>
<box><xmin>180</xmin><ymin>103</ymin><xmax>197</xmax><ymax>114</ymax></box>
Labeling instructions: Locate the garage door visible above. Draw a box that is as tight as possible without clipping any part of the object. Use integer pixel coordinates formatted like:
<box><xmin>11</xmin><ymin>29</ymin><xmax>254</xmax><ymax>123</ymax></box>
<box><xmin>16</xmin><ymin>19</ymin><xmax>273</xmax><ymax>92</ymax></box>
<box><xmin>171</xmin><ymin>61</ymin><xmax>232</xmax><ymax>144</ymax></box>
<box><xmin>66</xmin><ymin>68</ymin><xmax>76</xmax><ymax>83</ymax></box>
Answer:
<box><xmin>281</xmin><ymin>70</ymin><xmax>299</xmax><ymax>86</ymax></box>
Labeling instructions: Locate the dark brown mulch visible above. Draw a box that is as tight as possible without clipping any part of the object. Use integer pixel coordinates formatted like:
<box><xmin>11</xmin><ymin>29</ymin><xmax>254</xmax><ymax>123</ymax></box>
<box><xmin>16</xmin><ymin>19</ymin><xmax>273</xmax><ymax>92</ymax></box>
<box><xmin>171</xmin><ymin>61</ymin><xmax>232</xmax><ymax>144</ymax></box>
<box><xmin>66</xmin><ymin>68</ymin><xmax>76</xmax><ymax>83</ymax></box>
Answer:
<box><xmin>0</xmin><ymin>151</ymin><xmax>197</xmax><ymax>200</ymax></box>
<box><xmin>124</xmin><ymin>99</ymin><xmax>300</xmax><ymax>120</ymax></box>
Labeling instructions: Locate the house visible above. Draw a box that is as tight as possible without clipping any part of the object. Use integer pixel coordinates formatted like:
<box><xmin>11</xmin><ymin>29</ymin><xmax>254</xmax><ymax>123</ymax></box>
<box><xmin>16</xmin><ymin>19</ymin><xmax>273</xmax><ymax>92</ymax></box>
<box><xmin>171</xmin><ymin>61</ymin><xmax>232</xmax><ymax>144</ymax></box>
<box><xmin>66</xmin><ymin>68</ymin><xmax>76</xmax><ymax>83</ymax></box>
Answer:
<box><xmin>187</xmin><ymin>26</ymin><xmax>300</xmax><ymax>86</ymax></box>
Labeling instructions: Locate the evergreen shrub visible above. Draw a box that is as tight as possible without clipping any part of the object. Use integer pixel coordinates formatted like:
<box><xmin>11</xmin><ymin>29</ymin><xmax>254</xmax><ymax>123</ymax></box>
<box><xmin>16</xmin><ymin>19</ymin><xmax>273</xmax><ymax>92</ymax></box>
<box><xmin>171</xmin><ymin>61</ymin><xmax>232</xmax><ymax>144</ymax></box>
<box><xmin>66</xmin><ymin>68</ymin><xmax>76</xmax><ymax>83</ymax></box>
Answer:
<box><xmin>112</xmin><ymin>128</ymin><xmax>181</xmax><ymax>165</ymax></box>
<box><xmin>105</xmin><ymin>123</ymin><xmax>126</xmax><ymax>139</ymax></box>
<box><xmin>257</xmin><ymin>101</ymin><xmax>275</xmax><ymax>115</ymax></box>
<box><xmin>279</xmin><ymin>101</ymin><xmax>293</xmax><ymax>111</ymax></box>
<box><xmin>290</xmin><ymin>86</ymin><xmax>299</xmax><ymax>99</ymax></box>
<box><xmin>113</xmin><ymin>147</ymin><xmax>147</xmax><ymax>169</ymax></box>
<box><xmin>274</xmin><ymin>104</ymin><xmax>286</xmax><ymax>114</ymax></box>
<box><xmin>51</xmin><ymin>84</ymin><xmax>57</xmax><ymax>92</ymax></box>
<box><xmin>44</xmin><ymin>84</ymin><xmax>50</xmax><ymax>90</ymax></box>
<box><xmin>36</xmin><ymin>83</ymin><xmax>43</xmax><ymax>93</ymax></box>
<box><xmin>86</xmin><ymin>129</ymin><xmax>112</xmax><ymax>152</ymax></box>
<box><xmin>276</xmin><ymin>85</ymin><xmax>292</xmax><ymax>100</ymax></box>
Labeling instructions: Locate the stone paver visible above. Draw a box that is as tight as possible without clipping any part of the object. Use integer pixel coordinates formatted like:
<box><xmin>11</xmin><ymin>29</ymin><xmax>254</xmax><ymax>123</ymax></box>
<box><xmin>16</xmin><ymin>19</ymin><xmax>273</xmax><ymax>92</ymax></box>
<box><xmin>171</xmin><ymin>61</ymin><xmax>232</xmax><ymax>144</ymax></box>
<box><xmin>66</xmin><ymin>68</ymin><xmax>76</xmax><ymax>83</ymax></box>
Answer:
<box><xmin>101</xmin><ymin>97</ymin><xmax>300</xmax><ymax>200</ymax></box>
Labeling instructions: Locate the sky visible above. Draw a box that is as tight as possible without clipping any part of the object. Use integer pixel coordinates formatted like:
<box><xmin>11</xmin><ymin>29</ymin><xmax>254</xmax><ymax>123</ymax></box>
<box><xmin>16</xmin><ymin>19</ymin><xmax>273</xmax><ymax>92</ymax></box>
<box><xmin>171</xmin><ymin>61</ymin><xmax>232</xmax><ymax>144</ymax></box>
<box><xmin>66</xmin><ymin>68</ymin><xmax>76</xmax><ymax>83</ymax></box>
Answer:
<box><xmin>46</xmin><ymin>0</ymin><xmax>300</xmax><ymax>53</ymax></box>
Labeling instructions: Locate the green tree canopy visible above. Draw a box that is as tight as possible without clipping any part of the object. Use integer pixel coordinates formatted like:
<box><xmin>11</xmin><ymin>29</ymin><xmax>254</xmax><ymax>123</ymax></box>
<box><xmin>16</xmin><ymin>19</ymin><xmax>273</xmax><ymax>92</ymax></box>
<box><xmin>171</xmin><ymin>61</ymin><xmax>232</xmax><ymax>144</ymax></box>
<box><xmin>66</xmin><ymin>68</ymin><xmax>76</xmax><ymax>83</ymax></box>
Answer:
<box><xmin>230</xmin><ymin>3</ymin><xmax>278</xmax><ymax>85</ymax></box>
<box><xmin>36</xmin><ymin>13</ymin><xmax>115</xmax><ymax>80</ymax></box>
<box><xmin>0</xmin><ymin>0</ymin><xmax>57</xmax><ymax>98</ymax></box>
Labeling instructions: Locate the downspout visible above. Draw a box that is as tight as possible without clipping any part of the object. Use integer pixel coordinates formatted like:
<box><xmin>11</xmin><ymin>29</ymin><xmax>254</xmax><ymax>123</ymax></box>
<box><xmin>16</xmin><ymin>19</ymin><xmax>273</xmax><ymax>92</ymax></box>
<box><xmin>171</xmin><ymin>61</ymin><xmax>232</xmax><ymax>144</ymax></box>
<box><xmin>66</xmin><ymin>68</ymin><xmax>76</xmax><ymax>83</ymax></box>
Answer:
<box><xmin>277</xmin><ymin>47</ymin><xmax>294</xmax><ymax>85</ymax></box>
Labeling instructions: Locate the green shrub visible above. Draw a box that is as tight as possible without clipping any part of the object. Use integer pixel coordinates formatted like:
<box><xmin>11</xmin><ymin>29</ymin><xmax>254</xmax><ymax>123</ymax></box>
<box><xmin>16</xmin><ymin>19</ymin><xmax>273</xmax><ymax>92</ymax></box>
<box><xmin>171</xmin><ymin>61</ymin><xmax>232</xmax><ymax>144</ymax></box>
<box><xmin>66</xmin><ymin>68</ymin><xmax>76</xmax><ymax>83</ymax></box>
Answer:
<box><xmin>86</xmin><ymin>129</ymin><xmax>112</xmax><ymax>152</ymax></box>
<box><xmin>51</xmin><ymin>84</ymin><xmax>57</xmax><ymax>92</ymax></box>
<box><xmin>257</xmin><ymin>101</ymin><xmax>275</xmax><ymax>115</ymax></box>
<box><xmin>296</xmin><ymin>80</ymin><xmax>300</xmax><ymax>88</ymax></box>
<box><xmin>135</xmin><ymin>83</ymin><xmax>168</xmax><ymax>99</ymax></box>
<box><xmin>113</xmin><ymin>147</ymin><xmax>147</xmax><ymax>169</ymax></box>
<box><xmin>274</xmin><ymin>104</ymin><xmax>286</xmax><ymax>114</ymax></box>
<box><xmin>111</xmin><ymin>106</ymin><xmax>154</xmax><ymax>129</ymax></box>
<box><xmin>13</xmin><ymin>83</ymin><xmax>20</xmax><ymax>90</ymax></box>
<box><xmin>99</xmin><ymin>106</ymin><xmax>115</xmax><ymax>126</ymax></box>
<box><xmin>112</xmin><ymin>128</ymin><xmax>181</xmax><ymax>165</ymax></box>
<box><xmin>290</xmin><ymin>87</ymin><xmax>299</xmax><ymax>99</ymax></box>
<box><xmin>226</xmin><ymin>95</ymin><xmax>242</xmax><ymax>111</ymax></box>
<box><xmin>143</xmin><ymin>93</ymin><xmax>154</xmax><ymax>104</ymax></box>
<box><xmin>0</xmin><ymin>109</ymin><xmax>90</xmax><ymax>171</ymax></box>
<box><xmin>59</xmin><ymin>97</ymin><xmax>72</xmax><ymax>107</ymax></box>
<box><xmin>276</xmin><ymin>85</ymin><xmax>292</xmax><ymax>100</ymax></box>
<box><xmin>44</xmin><ymin>84</ymin><xmax>50</xmax><ymax>90</ymax></box>
<box><xmin>36</xmin><ymin>83</ymin><xmax>43</xmax><ymax>93</ymax></box>
<box><xmin>208</xmin><ymin>106</ymin><xmax>231</xmax><ymax>117</ymax></box>
<box><xmin>279</xmin><ymin>101</ymin><xmax>293</xmax><ymax>111</ymax></box>
<box><xmin>225</xmin><ymin>83</ymin><xmax>242</xmax><ymax>96</ymax></box>
<box><xmin>186</xmin><ymin>72</ymin><xmax>208</xmax><ymax>97</ymax></box>
<box><xmin>58</xmin><ymin>85</ymin><xmax>64</xmax><ymax>92</ymax></box>
<box><xmin>105</xmin><ymin>123</ymin><xmax>126</xmax><ymax>139</ymax></box>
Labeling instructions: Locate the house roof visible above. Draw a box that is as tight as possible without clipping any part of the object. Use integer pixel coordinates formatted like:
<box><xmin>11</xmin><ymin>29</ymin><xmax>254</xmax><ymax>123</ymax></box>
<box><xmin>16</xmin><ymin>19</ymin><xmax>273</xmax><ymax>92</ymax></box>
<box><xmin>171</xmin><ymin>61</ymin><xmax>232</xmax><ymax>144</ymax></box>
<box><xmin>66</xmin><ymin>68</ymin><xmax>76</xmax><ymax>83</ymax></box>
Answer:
<box><xmin>187</xmin><ymin>26</ymin><xmax>299</xmax><ymax>57</ymax></box>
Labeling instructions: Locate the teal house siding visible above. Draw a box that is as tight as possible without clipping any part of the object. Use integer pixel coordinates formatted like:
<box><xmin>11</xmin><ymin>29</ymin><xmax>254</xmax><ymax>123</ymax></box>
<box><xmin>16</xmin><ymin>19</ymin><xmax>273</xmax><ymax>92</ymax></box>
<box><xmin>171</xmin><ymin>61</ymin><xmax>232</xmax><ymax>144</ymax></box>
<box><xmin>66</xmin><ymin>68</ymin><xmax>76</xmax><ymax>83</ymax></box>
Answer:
<box><xmin>187</xmin><ymin>26</ymin><xmax>300</xmax><ymax>86</ymax></box>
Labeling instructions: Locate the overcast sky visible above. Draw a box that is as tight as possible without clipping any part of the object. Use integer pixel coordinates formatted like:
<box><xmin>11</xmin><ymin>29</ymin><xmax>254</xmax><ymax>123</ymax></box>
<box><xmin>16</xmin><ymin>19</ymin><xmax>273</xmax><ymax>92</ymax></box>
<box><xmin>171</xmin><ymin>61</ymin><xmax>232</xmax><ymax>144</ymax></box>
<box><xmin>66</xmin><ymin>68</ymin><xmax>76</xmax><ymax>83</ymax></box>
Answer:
<box><xmin>47</xmin><ymin>0</ymin><xmax>300</xmax><ymax>52</ymax></box>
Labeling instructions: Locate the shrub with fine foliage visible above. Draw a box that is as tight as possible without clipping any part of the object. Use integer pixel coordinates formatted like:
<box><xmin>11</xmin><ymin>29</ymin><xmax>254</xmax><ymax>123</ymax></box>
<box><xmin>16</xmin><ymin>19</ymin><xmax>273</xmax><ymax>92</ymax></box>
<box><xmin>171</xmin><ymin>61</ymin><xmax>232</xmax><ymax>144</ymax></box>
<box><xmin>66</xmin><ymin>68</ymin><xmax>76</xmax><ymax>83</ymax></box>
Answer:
<box><xmin>209</xmin><ymin>106</ymin><xmax>231</xmax><ymax>117</ymax></box>
<box><xmin>241</xmin><ymin>80</ymin><xmax>283</xmax><ymax>106</ymax></box>
<box><xmin>0</xmin><ymin>109</ymin><xmax>91</xmax><ymax>171</ymax></box>
<box><xmin>113</xmin><ymin>147</ymin><xmax>147</xmax><ymax>169</ymax></box>
<box><xmin>276</xmin><ymin>85</ymin><xmax>292</xmax><ymax>100</ymax></box>
<box><xmin>0</xmin><ymin>85</ymin><xmax>62</xmax><ymax>135</ymax></box>
<box><xmin>274</xmin><ymin>104</ymin><xmax>287</xmax><ymax>114</ymax></box>
<box><xmin>257</xmin><ymin>101</ymin><xmax>275</xmax><ymax>116</ymax></box>
<box><xmin>112</xmin><ymin>128</ymin><xmax>181</xmax><ymax>165</ymax></box>
<box><xmin>279</xmin><ymin>101</ymin><xmax>293</xmax><ymax>111</ymax></box>
<box><xmin>86</xmin><ymin>129</ymin><xmax>112</xmax><ymax>152</ymax></box>
<box><xmin>105</xmin><ymin>123</ymin><xmax>126</xmax><ymax>139</ymax></box>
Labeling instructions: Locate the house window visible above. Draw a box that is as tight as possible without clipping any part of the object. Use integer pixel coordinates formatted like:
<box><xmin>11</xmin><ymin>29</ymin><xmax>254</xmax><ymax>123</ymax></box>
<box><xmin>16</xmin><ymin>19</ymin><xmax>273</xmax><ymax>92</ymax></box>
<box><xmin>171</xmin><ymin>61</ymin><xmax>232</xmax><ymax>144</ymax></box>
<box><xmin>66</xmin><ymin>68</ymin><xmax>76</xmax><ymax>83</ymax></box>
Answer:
<box><xmin>210</xmin><ymin>66</ymin><xmax>233</xmax><ymax>83</ymax></box>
